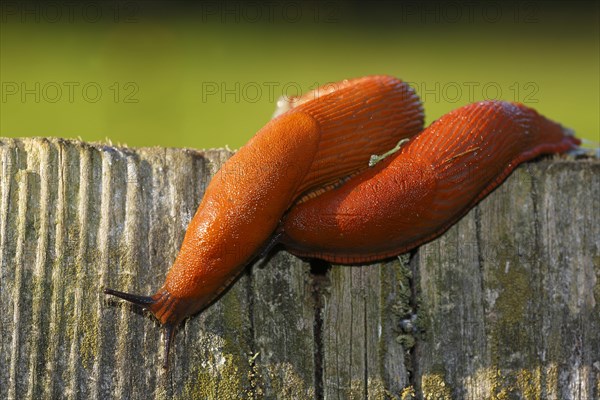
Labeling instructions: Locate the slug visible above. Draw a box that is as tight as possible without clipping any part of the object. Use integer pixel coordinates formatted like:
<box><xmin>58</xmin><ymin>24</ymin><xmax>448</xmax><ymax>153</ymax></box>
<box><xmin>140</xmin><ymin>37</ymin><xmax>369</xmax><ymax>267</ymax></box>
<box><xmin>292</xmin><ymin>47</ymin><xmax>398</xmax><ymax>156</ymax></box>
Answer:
<box><xmin>104</xmin><ymin>75</ymin><xmax>424</xmax><ymax>367</ymax></box>
<box><xmin>280</xmin><ymin>101</ymin><xmax>580</xmax><ymax>263</ymax></box>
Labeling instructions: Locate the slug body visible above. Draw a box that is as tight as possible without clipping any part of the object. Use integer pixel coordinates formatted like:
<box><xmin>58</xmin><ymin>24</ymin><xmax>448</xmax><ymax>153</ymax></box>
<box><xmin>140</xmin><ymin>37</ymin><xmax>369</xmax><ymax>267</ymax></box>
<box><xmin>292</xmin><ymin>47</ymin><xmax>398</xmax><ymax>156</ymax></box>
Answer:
<box><xmin>104</xmin><ymin>75</ymin><xmax>424</xmax><ymax>365</ymax></box>
<box><xmin>280</xmin><ymin>101</ymin><xmax>580</xmax><ymax>263</ymax></box>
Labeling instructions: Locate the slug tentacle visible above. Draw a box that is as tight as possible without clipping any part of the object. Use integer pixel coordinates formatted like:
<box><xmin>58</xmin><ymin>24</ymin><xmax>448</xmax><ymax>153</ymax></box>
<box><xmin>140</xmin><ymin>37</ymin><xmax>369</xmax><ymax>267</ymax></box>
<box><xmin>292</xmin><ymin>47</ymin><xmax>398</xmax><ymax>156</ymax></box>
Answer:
<box><xmin>103</xmin><ymin>288</ymin><xmax>155</xmax><ymax>307</ymax></box>
<box><xmin>104</xmin><ymin>287</ymin><xmax>193</xmax><ymax>326</ymax></box>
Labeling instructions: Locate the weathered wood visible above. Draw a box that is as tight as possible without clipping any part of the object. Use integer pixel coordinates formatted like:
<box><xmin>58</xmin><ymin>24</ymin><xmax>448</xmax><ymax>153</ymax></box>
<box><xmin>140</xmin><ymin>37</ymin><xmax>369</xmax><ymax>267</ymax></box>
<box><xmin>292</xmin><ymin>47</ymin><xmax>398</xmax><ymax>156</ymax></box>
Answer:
<box><xmin>322</xmin><ymin>259</ymin><xmax>413</xmax><ymax>399</ymax></box>
<box><xmin>0</xmin><ymin>137</ymin><xmax>598</xmax><ymax>400</ymax></box>
<box><xmin>252</xmin><ymin>251</ymin><xmax>316</xmax><ymax>399</ymax></box>
<box><xmin>414</xmin><ymin>160</ymin><xmax>600</xmax><ymax>399</ymax></box>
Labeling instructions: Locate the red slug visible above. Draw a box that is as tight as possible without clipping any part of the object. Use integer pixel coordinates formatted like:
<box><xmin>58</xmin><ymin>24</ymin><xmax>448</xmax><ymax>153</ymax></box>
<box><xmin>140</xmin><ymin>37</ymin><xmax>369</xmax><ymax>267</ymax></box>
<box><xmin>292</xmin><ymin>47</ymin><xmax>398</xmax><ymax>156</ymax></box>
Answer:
<box><xmin>104</xmin><ymin>75</ymin><xmax>424</xmax><ymax>367</ymax></box>
<box><xmin>280</xmin><ymin>101</ymin><xmax>580</xmax><ymax>263</ymax></box>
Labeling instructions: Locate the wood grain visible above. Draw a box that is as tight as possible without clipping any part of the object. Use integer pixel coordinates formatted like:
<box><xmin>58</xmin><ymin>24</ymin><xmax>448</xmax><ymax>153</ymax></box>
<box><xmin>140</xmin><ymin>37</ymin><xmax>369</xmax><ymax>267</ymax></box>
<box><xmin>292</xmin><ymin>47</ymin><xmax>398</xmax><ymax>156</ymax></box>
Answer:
<box><xmin>0</xmin><ymin>138</ymin><xmax>597</xmax><ymax>399</ymax></box>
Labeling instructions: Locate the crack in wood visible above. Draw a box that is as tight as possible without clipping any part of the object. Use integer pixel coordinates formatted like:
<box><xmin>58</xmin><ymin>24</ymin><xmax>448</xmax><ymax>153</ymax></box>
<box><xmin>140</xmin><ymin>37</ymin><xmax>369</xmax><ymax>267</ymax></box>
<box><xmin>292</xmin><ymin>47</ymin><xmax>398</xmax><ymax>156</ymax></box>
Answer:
<box><xmin>309</xmin><ymin>259</ymin><xmax>330</xmax><ymax>400</ymax></box>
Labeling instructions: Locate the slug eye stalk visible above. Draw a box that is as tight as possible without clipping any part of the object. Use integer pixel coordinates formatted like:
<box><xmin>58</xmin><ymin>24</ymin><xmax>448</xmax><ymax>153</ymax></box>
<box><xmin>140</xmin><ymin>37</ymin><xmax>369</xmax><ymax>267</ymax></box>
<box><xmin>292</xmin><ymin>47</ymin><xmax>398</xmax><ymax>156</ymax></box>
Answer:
<box><xmin>103</xmin><ymin>288</ymin><xmax>154</xmax><ymax>306</ymax></box>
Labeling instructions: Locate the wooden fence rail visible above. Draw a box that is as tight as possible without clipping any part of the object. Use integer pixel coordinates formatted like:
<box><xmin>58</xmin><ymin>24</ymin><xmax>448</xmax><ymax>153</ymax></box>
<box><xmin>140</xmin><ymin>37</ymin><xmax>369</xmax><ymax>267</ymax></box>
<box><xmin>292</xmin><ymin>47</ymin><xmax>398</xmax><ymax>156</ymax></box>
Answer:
<box><xmin>1</xmin><ymin>138</ymin><xmax>598</xmax><ymax>399</ymax></box>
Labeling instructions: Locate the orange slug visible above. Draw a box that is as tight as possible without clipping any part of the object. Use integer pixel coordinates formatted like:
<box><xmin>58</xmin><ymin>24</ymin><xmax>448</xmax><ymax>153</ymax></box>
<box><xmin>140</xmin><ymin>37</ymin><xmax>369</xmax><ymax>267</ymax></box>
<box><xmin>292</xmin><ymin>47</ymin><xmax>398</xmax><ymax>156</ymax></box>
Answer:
<box><xmin>104</xmin><ymin>75</ymin><xmax>424</xmax><ymax>367</ymax></box>
<box><xmin>280</xmin><ymin>101</ymin><xmax>580</xmax><ymax>264</ymax></box>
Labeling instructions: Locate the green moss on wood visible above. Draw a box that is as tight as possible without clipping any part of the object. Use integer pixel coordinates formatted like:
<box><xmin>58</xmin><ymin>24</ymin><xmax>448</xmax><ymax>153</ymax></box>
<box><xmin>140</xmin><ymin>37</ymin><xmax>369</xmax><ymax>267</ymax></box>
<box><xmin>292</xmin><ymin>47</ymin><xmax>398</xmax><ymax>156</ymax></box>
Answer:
<box><xmin>263</xmin><ymin>362</ymin><xmax>314</xmax><ymax>400</ymax></box>
<box><xmin>489</xmin><ymin>259</ymin><xmax>534</xmax><ymax>368</ymax></box>
<box><xmin>396</xmin><ymin>334</ymin><xmax>415</xmax><ymax>350</ymax></box>
<box><xmin>421</xmin><ymin>373</ymin><xmax>453</xmax><ymax>400</ymax></box>
<box><xmin>79</xmin><ymin>310</ymin><xmax>99</xmax><ymax>369</ymax></box>
<box><xmin>366</xmin><ymin>377</ymin><xmax>398</xmax><ymax>400</ymax></box>
<box><xmin>220</xmin><ymin>284</ymin><xmax>246</xmax><ymax>338</ymax></box>
<box><xmin>469</xmin><ymin>365</ymin><xmax>559</xmax><ymax>400</ymax></box>
<box><xmin>177</xmin><ymin>351</ymin><xmax>246</xmax><ymax>400</ymax></box>
<box><xmin>400</xmin><ymin>385</ymin><xmax>416</xmax><ymax>399</ymax></box>
<box><xmin>515</xmin><ymin>367</ymin><xmax>542</xmax><ymax>400</ymax></box>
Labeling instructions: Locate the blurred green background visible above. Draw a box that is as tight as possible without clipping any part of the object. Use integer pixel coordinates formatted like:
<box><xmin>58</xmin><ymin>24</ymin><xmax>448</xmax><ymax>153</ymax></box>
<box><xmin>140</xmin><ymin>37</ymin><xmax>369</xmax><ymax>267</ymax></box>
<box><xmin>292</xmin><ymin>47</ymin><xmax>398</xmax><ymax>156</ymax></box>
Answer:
<box><xmin>1</xmin><ymin>0</ymin><xmax>598</xmax><ymax>149</ymax></box>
